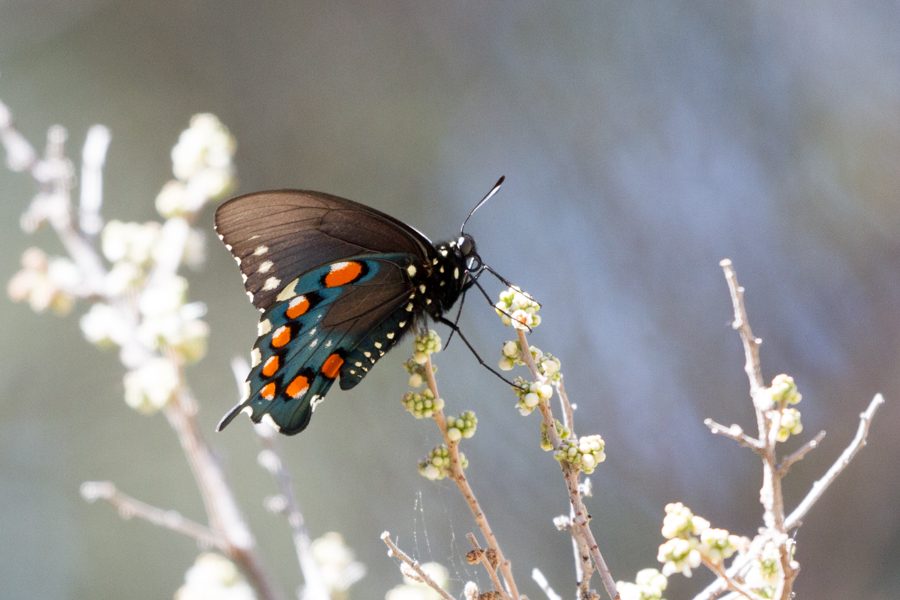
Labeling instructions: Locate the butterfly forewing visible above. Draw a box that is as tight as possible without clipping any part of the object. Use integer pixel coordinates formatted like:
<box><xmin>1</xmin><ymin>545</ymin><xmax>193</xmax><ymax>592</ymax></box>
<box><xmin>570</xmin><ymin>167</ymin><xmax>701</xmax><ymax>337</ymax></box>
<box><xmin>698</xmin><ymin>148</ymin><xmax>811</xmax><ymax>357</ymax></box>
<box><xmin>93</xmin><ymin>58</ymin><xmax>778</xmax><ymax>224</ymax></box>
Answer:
<box><xmin>215</xmin><ymin>190</ymin><xmax>435</xmax><ymax>311</ymax></box>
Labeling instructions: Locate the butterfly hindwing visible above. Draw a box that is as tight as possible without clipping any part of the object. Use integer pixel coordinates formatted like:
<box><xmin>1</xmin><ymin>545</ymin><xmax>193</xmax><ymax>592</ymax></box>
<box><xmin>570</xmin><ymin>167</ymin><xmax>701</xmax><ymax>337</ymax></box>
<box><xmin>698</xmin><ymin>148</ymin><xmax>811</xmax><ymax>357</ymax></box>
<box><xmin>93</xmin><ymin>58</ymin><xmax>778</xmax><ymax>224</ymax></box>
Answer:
<box><xmin>218</xmin><ymin>254</ymin><xmax>420</xmax><ymax>435</ymax></box>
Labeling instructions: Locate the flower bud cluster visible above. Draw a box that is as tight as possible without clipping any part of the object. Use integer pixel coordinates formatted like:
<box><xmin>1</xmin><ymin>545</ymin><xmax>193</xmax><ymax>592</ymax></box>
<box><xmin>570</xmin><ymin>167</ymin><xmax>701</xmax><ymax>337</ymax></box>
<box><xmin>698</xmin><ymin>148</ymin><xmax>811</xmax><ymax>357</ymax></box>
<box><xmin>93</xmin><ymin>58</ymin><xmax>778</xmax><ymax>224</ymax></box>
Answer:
<box><xmin>756</xmin><ymin>375</ymin><xmax>804</xmax><ymax>442</ymax></box>
<box><xmin>773</xmin><ymin>407</ymin><xmax>803</xmax><ymax>442</ymax></box>
<box><xmin>446</xmin><ymin>411</ymin><xmax>477</xmax><ymax>441</ymax></box>
<box><xmin>402</xmin><ymin>389</ymin><xmax>444</xmax><ymax>419</ymax></box>
<box><xmin>554</xmin><ymin>434</ymin><xmax>606</xmax><ymax>474</ymax></box>
<box><xmin>412</xmin><ymin>329</ymin><xmax>442</xmax><ymax>364</ymax></box>
<box><xmin>498</xmin><ymin>341</ymin><xmax>561</xmax><ymax>381</ymax></box>
<box><xmin>403</xmin><ymin>357</ymin><xmax>434</xmax><ymax>388</ymax></box>
<box><xmin>657</xmin><ymin>503</ymin><xmax>746</xmax><ymax>578</ymax></box>
<box><xmin>495</xmin><ymin>286</ymin><xmax>541</xmax><ymax>330</ymax></box>
<box><xmin>159</xmin><ymin>114</ymin><xmax>236</xmax><ymax>218</ymax></box>
<box><xmin>511</xmin><ymin>376</ymin><xmax>554</xmax><ymax>415</ymax></box>
<box><xmin>7</xmin><ymin>247</ymin><xmax>77</xmax><ymax>315</ymax></box>
<box><xmin>616</xmin><ymin>568</ymin><xmax>668</xmax><ymax>600</ymax></box>
<box><xmin>540</xmin><ymin>419</ymin><xmax>571</xmax><ymax>451</ymax></box>
<box><xmin>418</xmin><ymin>445</ymin><xmax>467</xmax><ymax>480</ymax></box>
<box><xmin>744</xmin><ymin>541</ymin><xmax>780</xmax><ymax>599</ymax></box>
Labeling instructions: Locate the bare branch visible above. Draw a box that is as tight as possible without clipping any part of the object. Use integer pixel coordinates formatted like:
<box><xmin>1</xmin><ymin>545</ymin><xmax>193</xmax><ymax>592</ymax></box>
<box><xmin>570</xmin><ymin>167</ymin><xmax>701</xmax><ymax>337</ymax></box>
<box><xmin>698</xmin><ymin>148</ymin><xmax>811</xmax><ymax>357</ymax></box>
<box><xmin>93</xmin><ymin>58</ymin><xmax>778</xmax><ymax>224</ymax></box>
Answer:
<box><xmin>80</xmin><ymin>481</ymin><xmax>225</xmax><ymax>549</ymax></box>
<box><xmin>704</xmin><ymin>419</ymin><xmax>764</xmax><ymax>451</ymax></box>
<box><xmin>785</xmin><ymin>394</ymin><xmax>884</xmax><ymax>530</ymax></box>
<box><xmin>381</xmin><ymin>532</ymin><xmax>456</xmax><ymax>600</ymax></box>
<box><xmin>776</xmin><ymin>431</ymin><xmax>826</xmax><ymax>478</ymax></box>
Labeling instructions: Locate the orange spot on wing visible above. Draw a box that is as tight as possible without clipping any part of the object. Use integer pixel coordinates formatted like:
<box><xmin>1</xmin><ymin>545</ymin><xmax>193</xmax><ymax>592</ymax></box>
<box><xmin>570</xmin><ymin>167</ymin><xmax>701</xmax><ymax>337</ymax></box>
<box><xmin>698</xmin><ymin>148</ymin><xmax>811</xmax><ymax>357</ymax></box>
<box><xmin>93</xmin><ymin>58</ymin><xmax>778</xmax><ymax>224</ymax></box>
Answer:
<box><xmin>286</xmin><ymin>295</ymin><xmax>310</xmax><ymax>319</ymax></box>
<box><xmin>261</xmin><ymin>382</ymin><xmax>277</xmax><ymax>400</ymax></box>
<box><xmin>272</xmin><ymin>326</ymin><xmax>291</xmax><ymax>348</ymax></box>
<box><xmin>286</xmin><ymin>375</ymin><xmax>310</xmax><ymax>398</ymax></box>
<box><xmin>262</xmin><ymin>356</ymin><xmax>279</xmax><ymax>377</ymax></box>
<box><xmin>322</xmin><ymin>354</ymin><xmax>344</xmax><ymax>379</ymax></box>
<box><xmin>324</xmin><ymin>261</ymin><xmax>363</xmax><ymax>287</ymax></box>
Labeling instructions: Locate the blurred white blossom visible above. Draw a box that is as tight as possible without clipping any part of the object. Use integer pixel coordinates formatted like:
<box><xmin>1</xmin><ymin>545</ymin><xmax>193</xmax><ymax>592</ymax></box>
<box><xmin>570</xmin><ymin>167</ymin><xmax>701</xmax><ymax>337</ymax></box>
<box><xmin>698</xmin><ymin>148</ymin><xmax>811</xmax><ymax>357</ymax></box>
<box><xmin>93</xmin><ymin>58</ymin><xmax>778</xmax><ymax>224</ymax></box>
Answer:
<box><xmin>124</xmin><ymin>357</ymin><xmax>179</xmax><ymax>414</ymax></box>
<box><xmin>7</xmin><ymin>247</ymin><xmax>80</xmax><ymax>314</ymax></box>
<box><xmin>167</xmin><ymin>113</ymin><xmax>236</xmax><ymax>215</ymax></box>
<box><xmin>102</xmin><ymin>220</ymin><xmax>161</xmax><ymax>265</ymax></box>
<box><xmin>80</xmin><ymin>303</ymin><xmax>132</xmax><ymax>347</ymax></box>
<box><xmin>174</xmin><ymin>553</ymin><xmax>256</xmax><ymax>600</ymax></box>
<box><xmin>310</xmin><ymin>532</ymin><xmax>366</xmax><ymax>598</ymax></box>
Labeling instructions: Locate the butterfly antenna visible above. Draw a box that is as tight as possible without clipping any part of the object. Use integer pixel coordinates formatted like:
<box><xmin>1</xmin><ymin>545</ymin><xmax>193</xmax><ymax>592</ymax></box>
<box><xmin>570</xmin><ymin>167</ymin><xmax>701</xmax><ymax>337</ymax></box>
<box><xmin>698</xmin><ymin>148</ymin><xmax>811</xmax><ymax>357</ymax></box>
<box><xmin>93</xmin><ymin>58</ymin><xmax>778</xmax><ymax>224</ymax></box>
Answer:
<box><xmin>460</xmin><ymin>176</ymin><xmax>505</xmax><ymax>235</ymax></box>
<box><xmin>435</xmin><ymin>315</ymin><xmax>526</xmax><ymax>390</ymax></box>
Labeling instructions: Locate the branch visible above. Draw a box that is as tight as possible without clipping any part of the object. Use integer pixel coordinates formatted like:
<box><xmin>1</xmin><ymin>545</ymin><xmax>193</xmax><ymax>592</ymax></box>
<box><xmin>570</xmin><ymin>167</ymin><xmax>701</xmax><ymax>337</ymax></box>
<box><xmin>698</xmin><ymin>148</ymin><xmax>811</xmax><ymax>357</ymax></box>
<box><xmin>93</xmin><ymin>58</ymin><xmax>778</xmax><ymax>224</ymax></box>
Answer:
<box><xmin>423</xmin><ymin>355</ymin><xmax>519</xmax><ymax>600</ymax></box>
<box><xmin>516</xmin><ymin>328</ymin><xmax>618</xmax><ymax>600</ymax></box>
<box><xmin>381</xmin><ymin>532</ymin><xmax>455</xmax><ymax>600</ymax></box>
<box><xmin>704</xmin><ymin>419</ymin><xmax>764</xmax><ymax>451</ymax></box>
<box><xmin>80</xmin><ymin>480</ymin><xmax>225</xmax><ymax>548</ymax></box>
<box><xmin>776</xmin><ymin>430</ymin><xmax>826</xmax><ymax>478</ymax></box>
<box><xmin>785</xmin><ymin>394</ymin><xmax>884</xmax><ymax>530</ymax></box>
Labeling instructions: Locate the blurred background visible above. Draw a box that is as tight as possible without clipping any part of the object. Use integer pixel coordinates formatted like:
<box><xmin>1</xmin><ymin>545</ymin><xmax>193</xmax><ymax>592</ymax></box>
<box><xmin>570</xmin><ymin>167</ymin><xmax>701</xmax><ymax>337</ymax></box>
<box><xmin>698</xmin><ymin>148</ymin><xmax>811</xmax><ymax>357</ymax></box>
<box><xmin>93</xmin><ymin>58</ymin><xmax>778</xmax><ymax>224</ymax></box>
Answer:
<box><xmin>2</xmin><ymin>1</ymin><xmax>899</xmax><ymax>599</ymax></box>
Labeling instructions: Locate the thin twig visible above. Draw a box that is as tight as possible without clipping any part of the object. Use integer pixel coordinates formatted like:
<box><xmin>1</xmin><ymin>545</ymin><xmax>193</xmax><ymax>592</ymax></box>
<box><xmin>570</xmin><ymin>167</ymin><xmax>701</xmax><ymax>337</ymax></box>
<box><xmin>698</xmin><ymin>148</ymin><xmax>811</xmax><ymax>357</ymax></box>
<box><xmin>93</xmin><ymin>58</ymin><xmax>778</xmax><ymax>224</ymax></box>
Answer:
<box><xmin>785</xmin><ymin>394</ymin><xmax>884</xmax><ymax>530</ymax></box>
<box><xmin>80</xmin><ymin>480</ymin><xmax>225</xmax><ymax>548</ymax></box>
<box><xmin>381</xmin><ymin>532</ymin><xmax>455</xmax><ymax>600</ymax></box>
<box><xmin>467</xmin><ymin>533</ymin><xmax>506</xmax><ymax>597</ymax></box>
<box><xmin>776</xmin><ymin>431</ymin><xmax>826</xmax><ymax>478</ymax></box>
<box><xmin>516</xmin><ymin>328</ymin><xmax>618</xmax><ymax>600</ymax></box>
<box><xmin>704</xmin><ymin>419</ymin><xmax>764</xmax><ymax>451</ymax></box>
<box><xmin>423</xmin><ymin>355</ymin><xmax>519</xmax><ymax>600</ymax></box>
<box><xmin>702</xmin><ymin>557</ymin><xmax>763</xmax><ymax>600</ymax></box>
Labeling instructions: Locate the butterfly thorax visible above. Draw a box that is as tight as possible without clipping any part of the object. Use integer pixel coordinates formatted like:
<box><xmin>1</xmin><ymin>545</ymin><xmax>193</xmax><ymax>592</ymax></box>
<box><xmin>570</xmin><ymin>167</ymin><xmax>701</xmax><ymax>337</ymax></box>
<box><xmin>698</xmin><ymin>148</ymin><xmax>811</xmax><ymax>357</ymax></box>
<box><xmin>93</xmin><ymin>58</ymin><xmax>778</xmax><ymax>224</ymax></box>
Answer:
<box><xmin>417</xmin><ymin>238</ymin><xmax>475</xmax><ymax>320</ymax></box>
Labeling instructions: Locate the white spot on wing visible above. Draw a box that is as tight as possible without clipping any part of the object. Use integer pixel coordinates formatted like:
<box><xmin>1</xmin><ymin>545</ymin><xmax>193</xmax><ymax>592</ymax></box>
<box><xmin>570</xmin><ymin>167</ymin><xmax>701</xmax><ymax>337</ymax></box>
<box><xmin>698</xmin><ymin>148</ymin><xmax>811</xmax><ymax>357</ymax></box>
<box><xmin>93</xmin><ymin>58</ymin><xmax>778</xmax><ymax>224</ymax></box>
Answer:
<box><xmin>387</xmin><ymin>333</ymin><xmax>395</xmax><ymax>339</ymax></box>
<box><xmin>374</xmin><ymin>342</ymin><xmax>382</xmax><ymax>348</ymax></box>
<box><xmin>262</xmin><ymin>277</ymin><xmax>281</xmax><ymax>291</ymax></box>
<box><xmin>251</xmin><ymin>348</ymin><xmax>262</xmax><ymax>367</ymax></box>
<box><xmin>454</xmin><ymin>267</ymin><xmax>459</xmax><ymax>279</ymax></box>
<box><xmin>258</xmin><ymin>319</ymin><xmax>272</xmax><ymax>335</ymax></box>
<box><xmin>258</xmin><ymin>260</ymin><xmax>274</xmax><ymax>274</ymax></box>
<box><xmin>253</xmin><ymin>245</ymin><xmax>269</xmax><ymax>256</ymax></box>
<box><xmin>276</xmin><ymin>278</ymin><xmax>299</xmax><ymax>301</ymax></box>
<box><xmin>407</xmin><ymin>265</ymin><xmax>417</xmax><ymax>277</ymax></box>
<box><xmin>261</xmin><ymin>413</ymin><xmax>281</xmax><ymax>431</ymax></box>
<box><xmin>310</xmin><ymin>395</ymin><xmax>324</xmax><ymax>412</ymax></box>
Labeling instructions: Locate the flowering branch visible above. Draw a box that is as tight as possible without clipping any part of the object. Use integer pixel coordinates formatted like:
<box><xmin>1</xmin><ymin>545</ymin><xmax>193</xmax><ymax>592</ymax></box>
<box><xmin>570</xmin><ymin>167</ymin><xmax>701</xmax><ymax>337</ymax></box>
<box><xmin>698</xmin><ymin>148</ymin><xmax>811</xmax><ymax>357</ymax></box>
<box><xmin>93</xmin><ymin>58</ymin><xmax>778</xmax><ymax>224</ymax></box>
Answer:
<box><xmin>2</xmin><ymin>98</ymin><xmax>286</xmax><ymax>600</ymax></box>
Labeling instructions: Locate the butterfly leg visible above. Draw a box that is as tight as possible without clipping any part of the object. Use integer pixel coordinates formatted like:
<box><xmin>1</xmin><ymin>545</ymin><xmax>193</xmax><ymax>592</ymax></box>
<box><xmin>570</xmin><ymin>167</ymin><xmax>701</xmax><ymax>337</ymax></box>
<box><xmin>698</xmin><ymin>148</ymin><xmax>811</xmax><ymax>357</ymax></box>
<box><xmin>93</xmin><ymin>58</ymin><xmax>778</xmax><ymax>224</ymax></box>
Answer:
<box><xmin>434</xmin><ymin>316</ymin><xmax>526</xmax><ymax>390</ymax></box>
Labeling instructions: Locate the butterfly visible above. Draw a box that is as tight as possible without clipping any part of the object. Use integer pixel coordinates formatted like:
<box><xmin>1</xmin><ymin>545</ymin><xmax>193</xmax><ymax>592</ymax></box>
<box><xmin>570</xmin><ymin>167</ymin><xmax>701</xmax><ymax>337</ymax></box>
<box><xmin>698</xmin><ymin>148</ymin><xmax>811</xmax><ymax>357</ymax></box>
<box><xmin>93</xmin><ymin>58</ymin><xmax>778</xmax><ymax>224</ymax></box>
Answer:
<box><xmin>215</xmin><ymin>179</ymin><xmax>505</xmax><ymax>435</ymax></box>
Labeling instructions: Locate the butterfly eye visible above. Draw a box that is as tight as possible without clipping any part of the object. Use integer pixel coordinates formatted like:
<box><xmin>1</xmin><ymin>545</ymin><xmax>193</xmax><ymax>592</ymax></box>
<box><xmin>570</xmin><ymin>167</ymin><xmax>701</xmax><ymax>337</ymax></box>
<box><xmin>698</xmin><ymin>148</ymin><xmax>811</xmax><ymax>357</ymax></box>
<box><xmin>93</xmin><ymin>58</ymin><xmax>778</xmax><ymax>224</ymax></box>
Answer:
<box><xmin>457</xmin><ymin>234</ymin><xmax>476</xmax><ymax>257</ymax></box>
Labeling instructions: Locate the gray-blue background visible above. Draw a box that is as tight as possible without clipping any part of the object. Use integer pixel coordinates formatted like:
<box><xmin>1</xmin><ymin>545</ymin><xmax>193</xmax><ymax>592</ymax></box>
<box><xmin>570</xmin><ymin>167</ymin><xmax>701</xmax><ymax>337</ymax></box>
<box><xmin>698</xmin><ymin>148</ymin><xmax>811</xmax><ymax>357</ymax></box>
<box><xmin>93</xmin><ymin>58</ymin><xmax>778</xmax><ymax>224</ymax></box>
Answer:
<box><xmin>1</xmin><ymin>2</ymin><xmax>899</xmax><ymax>599</ymax></box>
